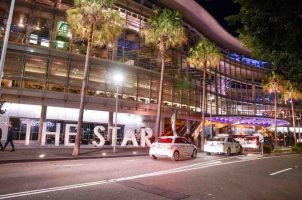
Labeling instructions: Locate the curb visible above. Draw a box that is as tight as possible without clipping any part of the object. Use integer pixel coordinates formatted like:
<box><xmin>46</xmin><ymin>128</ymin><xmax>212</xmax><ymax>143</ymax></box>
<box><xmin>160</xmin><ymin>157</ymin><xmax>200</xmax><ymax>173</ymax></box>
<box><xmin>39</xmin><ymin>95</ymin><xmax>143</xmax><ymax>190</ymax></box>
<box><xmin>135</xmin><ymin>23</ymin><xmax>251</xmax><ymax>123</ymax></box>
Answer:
<box><xmin>0</xmin><ymin>153</ymin><xmax>149</xmax><ymax>164</ymax></box>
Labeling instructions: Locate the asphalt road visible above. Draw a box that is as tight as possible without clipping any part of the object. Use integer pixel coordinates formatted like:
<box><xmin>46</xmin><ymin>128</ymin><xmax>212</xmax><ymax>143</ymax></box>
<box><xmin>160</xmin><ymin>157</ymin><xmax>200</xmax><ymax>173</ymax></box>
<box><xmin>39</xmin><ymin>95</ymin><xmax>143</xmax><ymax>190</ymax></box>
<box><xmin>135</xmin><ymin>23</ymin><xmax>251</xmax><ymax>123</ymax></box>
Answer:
<box><xmin>0</xmin><ymin>153</ymin><xmax>301</xmax><ymax>200</ymax></box>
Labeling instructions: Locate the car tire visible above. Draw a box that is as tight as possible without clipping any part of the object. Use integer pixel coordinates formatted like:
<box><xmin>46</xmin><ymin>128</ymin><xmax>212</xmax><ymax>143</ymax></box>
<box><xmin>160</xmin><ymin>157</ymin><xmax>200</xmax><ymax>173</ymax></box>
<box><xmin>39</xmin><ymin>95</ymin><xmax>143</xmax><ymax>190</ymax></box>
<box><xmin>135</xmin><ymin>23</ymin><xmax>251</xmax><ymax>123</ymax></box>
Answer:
<box><xmin>206</xmin><ymin>152</ymin><xmax>211</xmax><ymax>156</ymax></box>
<box><xmin>172</xmin><ymin>150</ymin><xmax>180</xmax><ymax>161</ymax></box>
<box><xmin>226</xmin><ymin>148</ymin><xmax>231</xmax><ymax>156</ymax></box>
<box><xmin>191</xmin><ymin>149</ymin><xmax>197</xmax><ymax>158</ymax></box>
<box><xmin>151</xmin><ymin>155</ymin><xmax>157</xmax><ymax>160</ymax></box>
<box><xmin>239</xmin><ymin>147</ymin><xmax>243</xmax><ymax>154</ymax></box>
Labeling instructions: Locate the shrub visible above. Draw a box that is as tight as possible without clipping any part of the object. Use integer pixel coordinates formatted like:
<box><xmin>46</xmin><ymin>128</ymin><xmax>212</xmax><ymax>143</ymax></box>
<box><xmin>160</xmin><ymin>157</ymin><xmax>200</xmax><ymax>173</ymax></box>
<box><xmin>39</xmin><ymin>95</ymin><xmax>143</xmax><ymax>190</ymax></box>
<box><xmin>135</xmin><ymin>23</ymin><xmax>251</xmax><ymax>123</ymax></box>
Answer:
<box><xmin>292</xmin><ymin>143</ymin><xmax>302</xmax><ymax>153</ymax></box>
<box><xmin>272</xmin><ymin>147</ymin><xmax>283</xmax><ymax>153</ymax></box>
<box><xmin>263</xmin><ymin>144</ymin><xmax>272</xmax><ymax>154</ymax></box>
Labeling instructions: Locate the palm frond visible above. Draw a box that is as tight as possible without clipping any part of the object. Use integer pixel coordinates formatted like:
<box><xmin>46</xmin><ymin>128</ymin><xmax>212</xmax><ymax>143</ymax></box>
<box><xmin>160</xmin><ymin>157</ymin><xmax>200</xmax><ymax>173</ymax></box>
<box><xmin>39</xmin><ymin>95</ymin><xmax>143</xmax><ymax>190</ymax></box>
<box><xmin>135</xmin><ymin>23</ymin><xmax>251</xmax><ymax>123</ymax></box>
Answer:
<box><xmin>262</xmin><ymin>71</ymin><xmax>285</xmax><ymax>94</ymax></box>
<box><xmin>67</xmin><ymin>0</ymin><xmax>125</xmax><ymax>46</ymax></box>
<box><xmin>141</xmin><ymin>9</ymin><xmax>187</xmax><ymax>51</ymax></box>
<box><xmin>187</xmin><ymin>39</ymin><xmax>222</xmax><ymax>69</ymax></box>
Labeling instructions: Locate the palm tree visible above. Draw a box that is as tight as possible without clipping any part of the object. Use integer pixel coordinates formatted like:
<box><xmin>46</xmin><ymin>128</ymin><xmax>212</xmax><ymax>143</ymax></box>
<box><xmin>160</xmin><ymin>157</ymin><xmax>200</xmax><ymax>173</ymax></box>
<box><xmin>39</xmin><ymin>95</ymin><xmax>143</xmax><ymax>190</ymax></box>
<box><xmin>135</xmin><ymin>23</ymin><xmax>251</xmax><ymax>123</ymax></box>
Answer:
<box><xmin>187</xmin><ymin>39</ymin><xmax>222</xmax><ymax>149</ymax></box>
<box><xmin>282</xmin><ymin>81</ymin><xmax>302</xmax><ymax>145</ymax></box>
<box><xmin>67</xmin><ymin>0</ymin><xmax>125</xmax><ymax>155</ymax></box>
<box><xmin>262</xmin><ymin>71</ymin><xmax>285</xmax><ymax>147</ymax></box>
<box><xmin>141</xmin><ymin>9</ymin><xmax>186</xmax><ymax>138</ymax></box>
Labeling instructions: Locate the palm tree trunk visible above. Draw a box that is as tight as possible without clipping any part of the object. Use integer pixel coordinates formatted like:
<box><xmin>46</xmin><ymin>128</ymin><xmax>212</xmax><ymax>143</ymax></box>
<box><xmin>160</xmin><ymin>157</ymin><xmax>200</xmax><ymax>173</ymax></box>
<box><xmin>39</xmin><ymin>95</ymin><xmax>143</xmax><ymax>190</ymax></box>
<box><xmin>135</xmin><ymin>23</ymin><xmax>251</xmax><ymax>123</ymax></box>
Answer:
<box><xmin>274</xmin><ymin>91</ymin><xmax>278</xmax><ymax>147</ymax></box>
<box><xmin>201</xmin><ymin>65</ymin><xmax>206</xmax><ymax>150</ymax></box>
<box><xmin>291</xmin><ymin>97</ymin><xmax>297</xmax><ymax>145</ymax></box>
<box><xmin>155</xmin><ymin>49</ymin><xmax>165</xmax><ymax>139</ymax></box>
<box><xmin>72</xmin><ymin>29</ymin><xmax>93</xmax><ymax>156</ymax></box>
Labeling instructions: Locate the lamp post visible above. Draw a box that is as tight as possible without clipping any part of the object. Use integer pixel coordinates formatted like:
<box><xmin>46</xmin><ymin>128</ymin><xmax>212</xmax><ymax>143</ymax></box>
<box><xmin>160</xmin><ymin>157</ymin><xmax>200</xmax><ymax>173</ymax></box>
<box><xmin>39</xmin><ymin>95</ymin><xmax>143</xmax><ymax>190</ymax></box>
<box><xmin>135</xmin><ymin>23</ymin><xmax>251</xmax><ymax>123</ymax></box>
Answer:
<box><xmin>0</xmin><ymin>0</ymin><xmax>16</xmax><ymax>89</ymax></box>
<box><xmin>113</xmin><ymin>72</ymin><xmax>124</xmax><ymax>153</ymax></box>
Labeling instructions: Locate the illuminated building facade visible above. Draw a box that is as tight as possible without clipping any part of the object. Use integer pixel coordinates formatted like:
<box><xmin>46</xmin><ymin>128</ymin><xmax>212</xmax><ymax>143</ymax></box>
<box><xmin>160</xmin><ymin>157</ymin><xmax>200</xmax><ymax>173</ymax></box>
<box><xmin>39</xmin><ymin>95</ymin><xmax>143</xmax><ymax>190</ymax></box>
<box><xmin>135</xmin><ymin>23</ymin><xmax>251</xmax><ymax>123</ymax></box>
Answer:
<box><xmin>0</xmin><ymin>0</ymin><xmax>301</xmax><ymax>144</ymax></box>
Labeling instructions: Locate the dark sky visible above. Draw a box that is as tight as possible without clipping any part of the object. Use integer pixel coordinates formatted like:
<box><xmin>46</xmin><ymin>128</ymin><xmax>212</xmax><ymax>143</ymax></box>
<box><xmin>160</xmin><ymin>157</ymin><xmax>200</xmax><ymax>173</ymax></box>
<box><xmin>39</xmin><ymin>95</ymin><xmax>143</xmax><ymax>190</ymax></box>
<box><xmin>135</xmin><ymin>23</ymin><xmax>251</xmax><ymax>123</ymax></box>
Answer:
<box><xmin>195</xmin><ymin>0</ymin><xmax>241</xmax><ymax>37</ymax></box>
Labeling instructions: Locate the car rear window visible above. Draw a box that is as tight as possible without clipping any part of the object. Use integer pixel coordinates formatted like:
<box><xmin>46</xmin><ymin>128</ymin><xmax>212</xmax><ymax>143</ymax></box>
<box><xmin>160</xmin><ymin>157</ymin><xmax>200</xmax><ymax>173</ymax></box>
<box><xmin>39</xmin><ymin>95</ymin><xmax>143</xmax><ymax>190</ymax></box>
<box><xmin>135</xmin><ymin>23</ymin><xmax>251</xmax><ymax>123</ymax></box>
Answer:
<box><xmin>158</xmin><ymin>138</ymin><xmax>173</xmax><ymax>143</ymax></box>
<box><xmin>209</xmin><ymin>137</ymin><xmax>225</xmax><ymax>142</ymax></box>
<box><xmin>245</xmin><ymin>137</ymin><xmax>258</xmax><ymax>141</ymax></box>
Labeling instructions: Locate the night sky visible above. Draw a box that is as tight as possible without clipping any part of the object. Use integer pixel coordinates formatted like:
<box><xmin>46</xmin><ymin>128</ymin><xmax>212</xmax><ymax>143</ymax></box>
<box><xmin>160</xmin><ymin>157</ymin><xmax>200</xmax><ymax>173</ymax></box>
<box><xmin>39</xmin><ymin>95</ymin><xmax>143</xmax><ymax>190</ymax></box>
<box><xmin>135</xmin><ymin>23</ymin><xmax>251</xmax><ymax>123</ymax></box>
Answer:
<box><xmin>195</xmin><ymin>0</ymin><xmax>241</xmax><ymax>37</ymax></box>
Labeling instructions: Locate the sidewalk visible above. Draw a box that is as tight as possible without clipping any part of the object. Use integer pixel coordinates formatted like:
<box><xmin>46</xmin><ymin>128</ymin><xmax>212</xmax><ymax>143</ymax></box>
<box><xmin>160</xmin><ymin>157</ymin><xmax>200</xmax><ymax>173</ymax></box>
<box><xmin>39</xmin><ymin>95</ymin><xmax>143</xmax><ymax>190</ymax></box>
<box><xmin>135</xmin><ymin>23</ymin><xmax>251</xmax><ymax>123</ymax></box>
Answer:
<box><xmin>0</xmin><ymin>142</ymin><xmax>150</xmax><ymax>164</ymax></box>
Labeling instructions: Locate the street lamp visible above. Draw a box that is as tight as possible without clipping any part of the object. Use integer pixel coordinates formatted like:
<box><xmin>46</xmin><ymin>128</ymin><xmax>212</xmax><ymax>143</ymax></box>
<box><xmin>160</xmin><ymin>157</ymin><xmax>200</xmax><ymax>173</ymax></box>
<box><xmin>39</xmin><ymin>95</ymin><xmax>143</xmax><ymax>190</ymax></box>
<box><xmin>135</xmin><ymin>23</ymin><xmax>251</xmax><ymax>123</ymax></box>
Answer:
<box><xmin>0</xmin><ymin>0</ymin><xmax>16</xmax><ymax>89</ymax></box>
<box><xmin>113</xmin><ymin>72</ymin><xmax>124</xmax><ymax>153</ymax></box>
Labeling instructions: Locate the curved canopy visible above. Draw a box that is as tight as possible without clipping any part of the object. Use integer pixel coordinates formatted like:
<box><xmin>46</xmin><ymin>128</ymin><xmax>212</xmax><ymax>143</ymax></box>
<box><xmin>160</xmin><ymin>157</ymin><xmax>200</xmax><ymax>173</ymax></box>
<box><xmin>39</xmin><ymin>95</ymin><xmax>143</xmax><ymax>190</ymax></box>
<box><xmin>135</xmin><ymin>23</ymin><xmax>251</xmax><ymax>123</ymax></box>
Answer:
<box><xmin>207</xmin><ymin>116</ymin><xmax>290</xmax><ymax>127</ymax></box>
<box><xmin>160</xmin><ymin>0</ymin><xmax>252</xmax><ymax>56</ymax></box>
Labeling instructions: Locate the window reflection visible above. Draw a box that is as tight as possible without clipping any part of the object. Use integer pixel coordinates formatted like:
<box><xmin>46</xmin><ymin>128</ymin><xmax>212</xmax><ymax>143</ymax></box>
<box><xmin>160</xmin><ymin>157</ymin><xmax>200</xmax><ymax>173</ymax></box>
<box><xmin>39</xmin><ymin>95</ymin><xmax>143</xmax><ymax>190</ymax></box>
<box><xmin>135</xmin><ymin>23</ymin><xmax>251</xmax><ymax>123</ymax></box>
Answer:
<box><xmin>55</xmin><ymin>20</ymin><xmax>71</xmax><ymax>50</ymax></box>
<box><xmin>10</xmin><ymin>12</ymin><xmax>28</xmax><ymax>43</ymax></box>
<box><xmin>0</xmin><ymin>10</ymin><xmax>5</xmax><ymax>39</ymax></box>
<box><xmin>29</xmin><ymin>17</ymin><xmax>51</xmax><ymax>47</ymax></box>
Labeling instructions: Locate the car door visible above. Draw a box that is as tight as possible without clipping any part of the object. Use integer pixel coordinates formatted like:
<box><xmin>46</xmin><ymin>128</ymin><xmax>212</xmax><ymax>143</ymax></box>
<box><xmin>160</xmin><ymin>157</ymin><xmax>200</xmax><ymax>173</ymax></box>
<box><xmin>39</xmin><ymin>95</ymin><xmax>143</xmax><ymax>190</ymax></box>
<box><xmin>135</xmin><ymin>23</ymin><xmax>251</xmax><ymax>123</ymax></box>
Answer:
<box><xmin>228</xmin><ymin>138</ymin><xmax>239</xmax><ymax>153</ymax></box>
<box><xmin>174</xmin><ymin>138</ymin><xmax>186</xmax><ymax>155</ymax></box>
<box><xmin>231</xmin><ymin>138</ymin><xmax>240</xmax><ymax>153</ymax></box>
<box><xmin>227</xmin><ymin>138</ymin><xmax>234</xmax><ymax>153</ymax></box>
<box><xmin>185</xmin><ymin>139</ymin><xmax>194</xmax><ymax>155</ymax></box>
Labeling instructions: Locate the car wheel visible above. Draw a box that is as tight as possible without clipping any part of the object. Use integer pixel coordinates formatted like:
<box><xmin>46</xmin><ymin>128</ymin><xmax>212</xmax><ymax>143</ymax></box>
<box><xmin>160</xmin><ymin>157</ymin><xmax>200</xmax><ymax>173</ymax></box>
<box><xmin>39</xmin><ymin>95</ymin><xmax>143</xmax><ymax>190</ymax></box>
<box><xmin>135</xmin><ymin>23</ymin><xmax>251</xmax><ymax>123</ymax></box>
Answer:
<box><xmin>206</xmin><ymin>152</ymin><xmax>211</xmax><ymax>156</ymax></box>
<box><xmin>239</xmin><ymin>147</ymin><xmax>243</xmax><ymax>154</ymax></box>
<box><xmin>172</xmin><ymin>151</ymin><xmax>180</xmax><ymax>161</ymax></box>
<box><xmin>226</xmin><ymin>148</ymin><xmax>231</xmax><ymax>156</ymax></box>
<box><xmin>151</xmin><ymin>155</ymin><xmax>157</xmax><ymax>160</ymax></box>
<box><xmin>191</xmin><ymin>149</ymin><xmax>197</xmax><ymax>158</ymax></box>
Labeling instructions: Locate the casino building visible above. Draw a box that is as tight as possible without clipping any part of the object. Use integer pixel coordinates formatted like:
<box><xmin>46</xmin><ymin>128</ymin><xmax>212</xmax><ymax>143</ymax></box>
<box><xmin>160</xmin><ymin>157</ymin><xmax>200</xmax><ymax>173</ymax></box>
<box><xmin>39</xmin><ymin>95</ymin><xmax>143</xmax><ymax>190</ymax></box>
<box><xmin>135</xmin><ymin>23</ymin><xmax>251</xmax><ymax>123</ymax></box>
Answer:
<box><xmin>0</xmin><ymin>0</ymin><xmax>301</xmax><ymax>145</ymax></box>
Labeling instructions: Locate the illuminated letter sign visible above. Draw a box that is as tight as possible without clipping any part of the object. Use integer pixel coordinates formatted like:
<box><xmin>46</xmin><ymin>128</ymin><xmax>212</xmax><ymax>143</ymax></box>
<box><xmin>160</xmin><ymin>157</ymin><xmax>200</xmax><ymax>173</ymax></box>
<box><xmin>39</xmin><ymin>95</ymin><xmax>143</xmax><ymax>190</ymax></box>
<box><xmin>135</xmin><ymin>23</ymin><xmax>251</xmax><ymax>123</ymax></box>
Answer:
<box><xmin>121</xmin><ymin>129</ymin><xmax>138</xmax><ymax>147</ymax></box>
<box><xmin>109</xmin><ymin>126</ymin><xmax>121</xmax><ymax>147</ymax></box>
<box><xmin>41</xmin><ymin>122</ymin><xmax>61</xmax><ymax>146</ymax></box>
<box><xmin>64</xmin><ymin>124</ymin><xmax>77</xmax><ymax>146</ymax></box>
<box><xmin>140</xmin><ymin>128</ymin><xmax>153</xmax><ymax>147</ymax></box>
<box><xmin>92</xmin><ymin>126</ymin><xmax>106</xmax><ymax>147</ymax></box>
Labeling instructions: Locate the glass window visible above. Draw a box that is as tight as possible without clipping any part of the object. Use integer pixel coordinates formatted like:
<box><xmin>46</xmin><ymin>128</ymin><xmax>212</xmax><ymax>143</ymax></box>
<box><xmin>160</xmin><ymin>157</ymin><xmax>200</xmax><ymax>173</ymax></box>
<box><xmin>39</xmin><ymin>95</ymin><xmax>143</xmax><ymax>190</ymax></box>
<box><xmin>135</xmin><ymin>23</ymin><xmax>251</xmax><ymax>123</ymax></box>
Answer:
<box><xmin>157</xmin><ymin>138</ymin><xmax>173</xmax><ymax>143</ymax></box>
<box><xmin>24</xmin><ymin>55</ymin><xmax>47</xmax><ymax>77</ymax></box>
<box><xmin>55</xmin><ymin>20</ymin><xmax>71</xmax><ymax>50</ymax></box>
<box><xmin>48</xmin><ymin>58</ymin><xmax>68</xmax><ymax>91</ymax></box>
<box><xmin>209</xmin><ymin>137</ymin><xmax>225</xmax><ymax>142</ymax></box>
<box><xmin>2</xmin><ymin>52</ymin><xmax>24</xmax><ymax>88</ymax></box>
<box><xmin>10</xmin><ymin>12</ymin><xmax>28</xmax><ymax>43</ymax></box>
<box><xmin>23</xmin><ymin>55</ymin><xmax>47</xmax><ymax>89</ymax></box>
<box><xmin>0</xmin><ymin>9</ymin><xmax>5</xmax><ymax>40</ymax></box>
<box><xmin>29</xmin><ymin>17</ymin><xmax>51</xmax><ymax>47</ymax></box>
<box><xmin>174</xmin><ymin>138</ymin><xmax>186</xmax><ymax>144</ymax></box>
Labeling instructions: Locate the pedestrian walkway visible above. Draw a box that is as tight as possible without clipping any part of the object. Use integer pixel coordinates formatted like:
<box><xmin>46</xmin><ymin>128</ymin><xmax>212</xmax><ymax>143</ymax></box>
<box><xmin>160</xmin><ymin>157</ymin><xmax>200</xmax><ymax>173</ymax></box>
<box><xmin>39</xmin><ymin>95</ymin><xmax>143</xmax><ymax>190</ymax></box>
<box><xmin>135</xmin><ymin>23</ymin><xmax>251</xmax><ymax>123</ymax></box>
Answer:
<box><xmin>0</xmin><ymin>142</ymin><xmax>149</xmax><ymax>164</ymax></box>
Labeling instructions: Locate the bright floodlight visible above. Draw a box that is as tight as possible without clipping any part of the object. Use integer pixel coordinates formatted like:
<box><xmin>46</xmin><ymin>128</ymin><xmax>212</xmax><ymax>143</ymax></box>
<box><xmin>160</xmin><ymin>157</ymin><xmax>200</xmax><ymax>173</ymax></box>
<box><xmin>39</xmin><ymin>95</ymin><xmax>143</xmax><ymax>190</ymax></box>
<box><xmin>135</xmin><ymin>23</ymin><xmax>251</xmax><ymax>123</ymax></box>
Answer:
<box><xmin>113</xmin><ymin>73</ymin><xmax>124</xmax><ymax>84</ymax></box>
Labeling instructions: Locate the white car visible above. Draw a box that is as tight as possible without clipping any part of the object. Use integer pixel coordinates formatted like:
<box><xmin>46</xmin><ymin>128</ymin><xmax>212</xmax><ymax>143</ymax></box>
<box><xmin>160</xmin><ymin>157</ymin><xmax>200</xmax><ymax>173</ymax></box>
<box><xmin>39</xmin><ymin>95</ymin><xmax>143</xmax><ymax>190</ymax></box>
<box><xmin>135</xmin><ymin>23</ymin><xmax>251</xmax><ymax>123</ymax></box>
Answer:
<box><xmin>204</xmin><ymin>136</ymin><xmax>242</xmax><ymax>156</ymax></box>
<box><xmin>241</xmin><ymin>136</ymin><xmax>260</xmax><ymax>150</ymax></box>
<box><xmin>149</xmin><ymin>136</ymin><xmax>197</xmax><ymax>161</ymax></box>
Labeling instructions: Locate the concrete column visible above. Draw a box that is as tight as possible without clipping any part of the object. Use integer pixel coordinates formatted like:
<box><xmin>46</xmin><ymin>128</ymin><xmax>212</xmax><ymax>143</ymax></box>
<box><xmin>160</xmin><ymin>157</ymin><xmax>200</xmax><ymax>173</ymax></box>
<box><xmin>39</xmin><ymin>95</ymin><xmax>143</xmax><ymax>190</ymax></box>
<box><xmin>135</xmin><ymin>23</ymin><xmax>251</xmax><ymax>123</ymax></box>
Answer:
<box><xmin>107</xmin><ymin>112</ymin><xmax>113</xmax><ymax>142</ymax></box>
<box><xmin>38</xmin><ymin>105</ymin><xmax>47</xmax><ymax>144</ymax></box>
<box><xmin>186</xmin><ymin>120</ymin><xmax>190</xmax><ymax>134</ymax></box>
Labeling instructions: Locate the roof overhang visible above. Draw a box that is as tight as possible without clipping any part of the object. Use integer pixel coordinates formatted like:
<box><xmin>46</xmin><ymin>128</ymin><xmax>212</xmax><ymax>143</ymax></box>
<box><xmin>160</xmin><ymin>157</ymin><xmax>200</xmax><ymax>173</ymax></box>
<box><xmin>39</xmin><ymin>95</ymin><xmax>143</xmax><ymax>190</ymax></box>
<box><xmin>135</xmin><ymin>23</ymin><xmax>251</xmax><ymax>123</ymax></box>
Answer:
<box><xmin>160</xmin><ymin>0</ymin><xmax>252</xmax><ymax>56</ymax></box>
<box><xmin>207</xmin><ymin>116</ymin><xmax>290</xmax><ymax>127</ymax></box>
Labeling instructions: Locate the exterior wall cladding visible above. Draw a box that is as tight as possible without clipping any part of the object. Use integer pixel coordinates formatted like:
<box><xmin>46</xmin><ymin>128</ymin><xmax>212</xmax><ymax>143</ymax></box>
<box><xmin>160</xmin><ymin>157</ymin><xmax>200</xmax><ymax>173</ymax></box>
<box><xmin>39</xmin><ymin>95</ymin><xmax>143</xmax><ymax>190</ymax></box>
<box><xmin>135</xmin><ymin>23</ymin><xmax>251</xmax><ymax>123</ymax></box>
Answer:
<box><xmin>0</xmin><ymin>0</ymin><xmax>302</xmax><ymax>131</ymax></box>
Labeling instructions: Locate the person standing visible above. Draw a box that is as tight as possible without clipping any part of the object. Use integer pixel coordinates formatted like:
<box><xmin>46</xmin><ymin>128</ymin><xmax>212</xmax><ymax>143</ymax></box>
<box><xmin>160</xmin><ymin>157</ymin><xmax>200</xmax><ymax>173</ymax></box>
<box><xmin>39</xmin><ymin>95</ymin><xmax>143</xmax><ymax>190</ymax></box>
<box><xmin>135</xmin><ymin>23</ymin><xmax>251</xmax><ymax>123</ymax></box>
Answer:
<box><xmin>3</xmin><ymin>122</ymin><xmax>15</xmax><ymax>152</ymax></box>
<box><xmin>0</xmin><ymin>127</ymin><xmax>3</xmax><ymax>150</ymax></box>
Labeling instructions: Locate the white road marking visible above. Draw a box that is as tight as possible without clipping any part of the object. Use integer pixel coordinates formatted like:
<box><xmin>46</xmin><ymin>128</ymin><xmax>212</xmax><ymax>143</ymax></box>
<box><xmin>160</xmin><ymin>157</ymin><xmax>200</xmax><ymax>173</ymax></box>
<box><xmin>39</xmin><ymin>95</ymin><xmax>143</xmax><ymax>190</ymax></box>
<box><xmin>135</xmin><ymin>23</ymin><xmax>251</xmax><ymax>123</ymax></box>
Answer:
<box><xmin>270</xmin><ymin>168</ymin><xmax>293</xmax><ymax>176</ymax></box>
<box><xmin>62</xmin><ymin>164</ymin><xmax>84</xmax><ymax>167</ymax></box>
<box><xmin>0</xmin><ymin>155</ymin><xmax>293</xmax><ymax>199</ymax></box>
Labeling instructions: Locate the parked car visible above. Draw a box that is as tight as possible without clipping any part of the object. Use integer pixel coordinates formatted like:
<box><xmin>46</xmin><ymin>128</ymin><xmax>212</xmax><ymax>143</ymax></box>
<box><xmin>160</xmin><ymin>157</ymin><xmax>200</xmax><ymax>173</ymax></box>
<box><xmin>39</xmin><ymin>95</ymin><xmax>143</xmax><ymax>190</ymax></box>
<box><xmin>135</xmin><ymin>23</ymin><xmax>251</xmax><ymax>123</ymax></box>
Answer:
<box><xmin>204</xmin><ymin>136</ymin><xmax>242</xmax><ymax>156</ymax></box>
<box><xmin>241</xmin><ymin>136</ymin><xmax>260</xmax><ymax>150</ymax></box>
<box><xmin>239</xmin><ymin>135</ymin><xmax>275</xmax><ymax>151</ymax></box>
<box><xmin>149</xmin><ymin>136</ymin><xmax>197</xmax><ymax>161</ymax></box>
